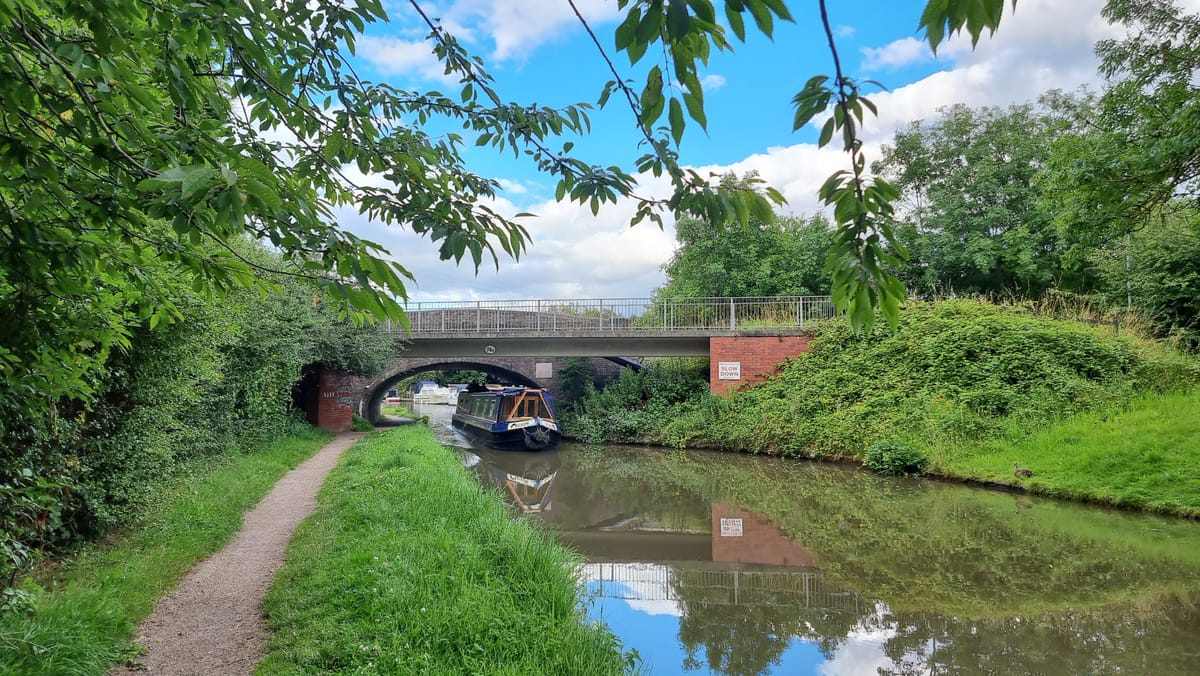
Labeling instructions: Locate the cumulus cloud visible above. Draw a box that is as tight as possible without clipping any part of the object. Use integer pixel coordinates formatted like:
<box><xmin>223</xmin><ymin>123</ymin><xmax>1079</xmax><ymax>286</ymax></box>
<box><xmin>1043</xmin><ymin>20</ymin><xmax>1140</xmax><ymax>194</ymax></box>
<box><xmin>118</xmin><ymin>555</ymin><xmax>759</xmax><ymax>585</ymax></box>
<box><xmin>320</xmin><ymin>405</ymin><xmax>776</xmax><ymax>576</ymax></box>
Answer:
<box><xmin>341</xmin><ymin>0</ymin><xmax>1125</xmax><ymax>301</ymax></box>
<box><xmin>357</xmin><ymin>35</ymin><xmax>455</xmax><ymax>82</ymax></box>
<box><xmin>861</xmin><ymin>36</ymin><xmax>931</xmax><ymax>71</ymax></box>
<box><xmin>700</xmin><ymin>73</ymin><xmax>727</xmax><ymax>91</ymax></box>
<box><xmin>418</xmin><ymin>0</ymin><xmax>621</xmax><ymax>62</ymax></box>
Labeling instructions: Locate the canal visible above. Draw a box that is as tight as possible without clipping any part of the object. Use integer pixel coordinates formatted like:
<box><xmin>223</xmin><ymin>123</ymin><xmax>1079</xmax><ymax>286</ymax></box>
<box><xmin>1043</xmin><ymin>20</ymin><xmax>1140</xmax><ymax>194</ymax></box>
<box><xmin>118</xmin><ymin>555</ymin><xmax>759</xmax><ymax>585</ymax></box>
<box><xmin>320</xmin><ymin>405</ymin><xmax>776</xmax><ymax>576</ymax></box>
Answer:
<box><xmin>411</xmin><ymin>403</ymin><xmax>1200</xmax><ymax>675</ymax></box>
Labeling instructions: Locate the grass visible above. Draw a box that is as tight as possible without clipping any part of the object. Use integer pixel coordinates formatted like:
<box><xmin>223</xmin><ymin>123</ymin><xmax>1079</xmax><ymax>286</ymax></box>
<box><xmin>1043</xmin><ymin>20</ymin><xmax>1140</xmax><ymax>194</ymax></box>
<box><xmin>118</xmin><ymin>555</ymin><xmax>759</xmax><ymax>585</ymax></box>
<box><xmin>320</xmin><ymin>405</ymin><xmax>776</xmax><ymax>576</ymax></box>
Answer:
<box><xmin>937</xmin><ymin>388</ymin><xmax>1200</xmax><ymax>517</ymax></box>
<box><xmin>0</xmin><ymin>428</ymin><xmax>332</xmax><ymax>675</ymax></box>
<box><xmin>258</xmin><ymin>427</ymin><xmax>634</xmax><ymax>675</ymax></box>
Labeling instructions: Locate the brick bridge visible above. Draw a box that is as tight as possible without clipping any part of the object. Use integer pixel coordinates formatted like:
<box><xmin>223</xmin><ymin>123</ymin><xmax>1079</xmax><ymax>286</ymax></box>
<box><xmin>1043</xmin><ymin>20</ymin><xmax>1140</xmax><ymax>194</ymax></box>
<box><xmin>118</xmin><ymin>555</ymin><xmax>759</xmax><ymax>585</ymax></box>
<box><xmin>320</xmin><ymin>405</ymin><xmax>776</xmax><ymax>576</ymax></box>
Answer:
<box><xmin>309</xmin><ymin>296</ymin><xmax>833</xmax><ymax>432</ymax></box>
<box><xmin>358</xmin><ymin>356</ymin><xmax>628</xmax><ymax>424</ymax></box>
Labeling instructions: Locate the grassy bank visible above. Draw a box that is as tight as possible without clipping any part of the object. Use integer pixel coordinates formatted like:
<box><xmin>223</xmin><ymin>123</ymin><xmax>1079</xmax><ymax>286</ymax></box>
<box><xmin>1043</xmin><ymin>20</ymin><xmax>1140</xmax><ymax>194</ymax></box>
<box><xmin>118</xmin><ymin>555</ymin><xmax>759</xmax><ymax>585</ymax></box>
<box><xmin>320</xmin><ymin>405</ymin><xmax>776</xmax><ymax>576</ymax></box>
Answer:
<box><xmin>939</xmin><ymin>388</ymin><xmax>1200</xmax><ymax>515</ymax></box>
<box><xmin>0</xmin><ymin>428</ymin><xmax>332</xmax><ymax>675</ymax></box>
<box><xmin>568</xmin><ymin>300</ymin><xmax>1200</xmax><ymax>516</ymax></box>
<box><xmin>258</xmin><ymin>427</ymin><xmax>633</xmax><ymax>675</ymax></box>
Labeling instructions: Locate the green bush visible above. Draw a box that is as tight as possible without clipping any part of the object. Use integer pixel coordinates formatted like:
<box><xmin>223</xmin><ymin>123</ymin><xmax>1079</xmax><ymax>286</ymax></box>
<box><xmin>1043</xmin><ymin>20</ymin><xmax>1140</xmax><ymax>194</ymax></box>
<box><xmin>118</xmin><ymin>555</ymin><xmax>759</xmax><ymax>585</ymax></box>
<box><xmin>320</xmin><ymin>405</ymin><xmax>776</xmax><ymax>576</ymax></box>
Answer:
<box><xmin>568</xmin><ymin>300</ymin><xmax>1198</xmax><ymax>463</ymax></box>
<box><xmin>350</xmin><ymin>414</ymin><xmax>374</xmax><ymax>432</ymax></box>
<box><xmin>565</xmin><ymin>358</ymin><xmax>709</xmax><ymax>444</ymax></box>
<box><xmin>1</xmin><ymin>242</ymin><xmax>397</xmax><ymax>599</ymax></box>
<box><xmin>863</xmin><ymin>440</ymin><xmax>928</xmax><ymax>475</ymax></box>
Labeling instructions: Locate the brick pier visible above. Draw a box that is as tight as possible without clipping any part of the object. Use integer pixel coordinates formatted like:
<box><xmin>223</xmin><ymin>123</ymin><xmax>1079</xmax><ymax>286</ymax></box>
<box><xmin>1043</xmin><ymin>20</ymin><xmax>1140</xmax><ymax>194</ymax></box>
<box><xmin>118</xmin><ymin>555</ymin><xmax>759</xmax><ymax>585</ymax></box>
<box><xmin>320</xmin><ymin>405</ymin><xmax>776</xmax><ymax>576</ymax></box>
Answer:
<box><xmin>708</xmin><ymin>335</ymin><xmax>812</xmax><ymax>395</ymax></box>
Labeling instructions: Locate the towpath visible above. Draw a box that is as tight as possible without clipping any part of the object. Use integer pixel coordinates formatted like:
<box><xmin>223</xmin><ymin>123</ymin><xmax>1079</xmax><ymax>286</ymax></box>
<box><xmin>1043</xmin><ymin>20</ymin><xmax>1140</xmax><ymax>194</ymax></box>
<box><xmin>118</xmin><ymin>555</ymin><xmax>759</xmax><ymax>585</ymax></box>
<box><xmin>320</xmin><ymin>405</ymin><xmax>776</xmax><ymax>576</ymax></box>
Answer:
<box><xmin>113</xmin><ymin>432</ymin><xmax>363</xmax><ymax>675</ymax></box>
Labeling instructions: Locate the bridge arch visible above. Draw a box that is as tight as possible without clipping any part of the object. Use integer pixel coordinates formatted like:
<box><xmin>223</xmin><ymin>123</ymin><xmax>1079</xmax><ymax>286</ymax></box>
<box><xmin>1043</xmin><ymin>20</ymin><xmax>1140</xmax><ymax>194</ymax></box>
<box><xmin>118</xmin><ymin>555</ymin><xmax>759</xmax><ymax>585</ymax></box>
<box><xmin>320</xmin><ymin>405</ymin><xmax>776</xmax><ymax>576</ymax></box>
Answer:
<box><xmin>364</xmin><ymin>359</ymin><xmax>544</xmax><ymax>423</ymax></box>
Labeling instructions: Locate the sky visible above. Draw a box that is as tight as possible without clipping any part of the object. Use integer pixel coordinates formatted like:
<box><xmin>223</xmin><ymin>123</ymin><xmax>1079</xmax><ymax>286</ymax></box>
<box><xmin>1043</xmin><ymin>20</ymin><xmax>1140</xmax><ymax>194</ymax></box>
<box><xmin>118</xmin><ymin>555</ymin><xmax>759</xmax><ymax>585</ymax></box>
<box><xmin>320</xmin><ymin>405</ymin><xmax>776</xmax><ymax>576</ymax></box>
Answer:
<box><xmin>337</xmin><ymin>0</ymin><xmax>1137</xmax><ymax>304</ymax></box>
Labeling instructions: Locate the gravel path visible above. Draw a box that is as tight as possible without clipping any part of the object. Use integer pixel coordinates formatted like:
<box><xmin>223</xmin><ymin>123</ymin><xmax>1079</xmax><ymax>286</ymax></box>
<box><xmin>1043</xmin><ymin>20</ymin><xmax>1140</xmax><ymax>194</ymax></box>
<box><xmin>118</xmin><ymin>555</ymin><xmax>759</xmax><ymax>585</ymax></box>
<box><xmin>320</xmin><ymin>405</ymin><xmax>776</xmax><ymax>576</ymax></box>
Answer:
<box><xmin>114</xmin><ymin>433</ymin><xmax>363</xmax><ymax>675</ymax></box>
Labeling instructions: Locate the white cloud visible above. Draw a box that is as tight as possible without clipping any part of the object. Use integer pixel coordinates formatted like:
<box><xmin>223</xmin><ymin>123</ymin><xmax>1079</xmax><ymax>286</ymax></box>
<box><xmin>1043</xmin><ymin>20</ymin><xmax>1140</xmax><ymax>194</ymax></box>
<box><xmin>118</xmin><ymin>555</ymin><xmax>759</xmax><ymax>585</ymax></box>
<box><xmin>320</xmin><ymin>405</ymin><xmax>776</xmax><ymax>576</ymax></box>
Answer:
<box><xmin>422</xmin><ymin>0</ymin><xmax>621</xmax><ymax>62</ymax></box>
<box><xmin>357</xmin><ymin>36</ymin><xmax>455</xmax><ymax>82</ymax></box>
<box><xmin>336</xmin><ymin>171</ymin><xmax>677</xmax><ymax>302</ymax></box>
<box><xmin>835</xmin><ymin>24</ymin><xmax>856</xmax><ymax>39</ymax></box>
<box><xmin>817</xmin><ymin>614</ymin><xmax>899</xmax><ymax>676</ymax></box>
<box><xmin>861</xmin><ymin>36</ymin><xmax>931</xmax><ymax>71</ymax></box>
<box><xmin>495</xmin><ymin>178</ymin><xmax>529</xmax><ymax>194</ymax></box>
<box><xmin>340</xmin><ymin>0</ymin><xmax>1126</xmax><ymax>301</ymax></box>
<box><xmin>700</xmin><ymin>73</ymin><xmax>727</xmax><ymax>91</ymax></box>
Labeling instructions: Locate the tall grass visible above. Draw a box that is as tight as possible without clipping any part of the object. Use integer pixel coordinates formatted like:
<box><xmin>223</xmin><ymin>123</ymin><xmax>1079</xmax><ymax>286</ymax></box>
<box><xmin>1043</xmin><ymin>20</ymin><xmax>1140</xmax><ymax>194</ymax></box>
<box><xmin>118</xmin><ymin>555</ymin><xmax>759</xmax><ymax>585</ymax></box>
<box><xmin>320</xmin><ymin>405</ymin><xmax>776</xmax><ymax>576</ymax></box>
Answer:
<box><xmin>939</xmin><ymin>388</ymin><xmax>1200</xmax><ymax>516</ymax></box>
<box><xmin>259</xmin><ymin>428</ymin><xmax>635</xmax><ymax>675</ymax></box>
<box><xmin>0</xmin><ymin>428</ymin><xmax>332</xmax><ymax>675</ymax></box>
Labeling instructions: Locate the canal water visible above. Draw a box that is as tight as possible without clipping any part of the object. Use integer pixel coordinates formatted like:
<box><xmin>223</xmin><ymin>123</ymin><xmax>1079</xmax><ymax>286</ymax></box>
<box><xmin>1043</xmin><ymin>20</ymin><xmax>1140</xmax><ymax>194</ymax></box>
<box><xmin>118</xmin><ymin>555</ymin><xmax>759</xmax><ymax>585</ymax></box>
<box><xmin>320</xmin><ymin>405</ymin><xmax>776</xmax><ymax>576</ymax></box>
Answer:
<box><xmin>411</xmin><ymin>403</ymin><xmax>1200</xmax><ymax>675</ymax></box>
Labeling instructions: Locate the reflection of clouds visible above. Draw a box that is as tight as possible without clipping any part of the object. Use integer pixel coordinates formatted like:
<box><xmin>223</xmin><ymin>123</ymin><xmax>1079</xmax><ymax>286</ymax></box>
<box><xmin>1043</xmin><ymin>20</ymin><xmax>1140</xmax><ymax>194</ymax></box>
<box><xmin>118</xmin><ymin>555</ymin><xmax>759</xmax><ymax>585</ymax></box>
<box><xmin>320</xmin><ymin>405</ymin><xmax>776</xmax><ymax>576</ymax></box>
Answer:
<box><xmin>626</xmin><ymin>598</ymin><xmax>682</xmax><ymax>617</ymax></box>
<box><xmin>817</xmin><ymin>605</ymin><xmax>899</xmax><ymax>676</ymax></box>
<box><xmin>582</xmin><ymin>563</ymin><xmax>683</xmax><ymax>617</ymax></box>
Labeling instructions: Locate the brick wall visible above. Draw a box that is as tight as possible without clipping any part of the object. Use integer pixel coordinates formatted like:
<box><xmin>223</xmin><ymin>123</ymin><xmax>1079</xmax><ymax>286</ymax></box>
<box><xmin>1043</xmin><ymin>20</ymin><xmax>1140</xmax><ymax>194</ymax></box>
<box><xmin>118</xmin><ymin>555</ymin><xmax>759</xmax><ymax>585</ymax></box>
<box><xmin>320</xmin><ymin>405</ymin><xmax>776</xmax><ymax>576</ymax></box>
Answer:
<box><xmin>307</xmin><ymin>367</ymin><xmax>358</xmax><ymax>433</ymax></box>
<box><xmin>709</xmin><ymin>335</ymin><xmax>811</xmax><ymax>395</ymax></box>
<box><xmin>711</xmin><ymin>503</ymin><xmax>814</xmax><ymax>567</ymax></box>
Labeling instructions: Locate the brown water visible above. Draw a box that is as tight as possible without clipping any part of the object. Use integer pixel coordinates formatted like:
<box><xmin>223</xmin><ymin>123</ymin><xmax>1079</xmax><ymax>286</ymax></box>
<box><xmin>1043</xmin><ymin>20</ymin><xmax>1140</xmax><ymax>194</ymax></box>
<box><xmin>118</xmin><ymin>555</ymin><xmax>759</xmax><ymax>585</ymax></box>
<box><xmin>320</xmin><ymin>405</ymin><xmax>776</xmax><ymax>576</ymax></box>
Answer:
<box><xmin>414</xmin><ymin>403</ymin><xmax>1200</xmax><ymax>675</ymax></box>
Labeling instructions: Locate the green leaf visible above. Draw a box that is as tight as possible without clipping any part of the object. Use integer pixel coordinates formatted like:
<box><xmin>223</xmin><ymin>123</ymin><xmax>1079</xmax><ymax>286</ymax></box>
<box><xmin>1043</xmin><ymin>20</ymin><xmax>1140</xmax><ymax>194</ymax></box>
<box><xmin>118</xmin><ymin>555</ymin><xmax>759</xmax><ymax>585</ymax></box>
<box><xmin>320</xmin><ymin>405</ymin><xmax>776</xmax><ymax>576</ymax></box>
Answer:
<box><xmin>668</xmin><ymin>97</ymin><xmax>686</xmax><ymax>145</ymax></box>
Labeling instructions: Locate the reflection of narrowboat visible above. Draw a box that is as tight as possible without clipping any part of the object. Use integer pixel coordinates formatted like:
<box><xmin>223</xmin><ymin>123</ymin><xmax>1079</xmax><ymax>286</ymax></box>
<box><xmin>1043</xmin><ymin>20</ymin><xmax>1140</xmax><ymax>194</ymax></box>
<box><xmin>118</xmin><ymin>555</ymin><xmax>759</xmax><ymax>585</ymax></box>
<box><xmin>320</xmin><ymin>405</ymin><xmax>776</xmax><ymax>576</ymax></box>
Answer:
<box><xmin>452</xmin><ymin>387</ymin><xmax>561</xmax><ymax>451</ymax></box>
<box><xmin>468</xmin><ymin>447</ymin><xmax>561</xmax><ymax>512</ymax></box>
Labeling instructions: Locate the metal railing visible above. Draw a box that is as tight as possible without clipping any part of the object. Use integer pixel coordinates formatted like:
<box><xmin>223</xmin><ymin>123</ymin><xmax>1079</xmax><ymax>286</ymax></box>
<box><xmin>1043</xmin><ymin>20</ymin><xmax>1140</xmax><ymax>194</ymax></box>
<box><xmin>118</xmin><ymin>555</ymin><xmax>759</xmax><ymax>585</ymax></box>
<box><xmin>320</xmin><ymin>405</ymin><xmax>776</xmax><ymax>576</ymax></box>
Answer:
<box><xmin>385</xmin><ymin>296</ymin><xmax>835</xmax><ymax>334</ymax></box>
<box><xmin>580</xmin><ymin>562</ymin><xmax>863</xmax><ymax>611</ymax></box>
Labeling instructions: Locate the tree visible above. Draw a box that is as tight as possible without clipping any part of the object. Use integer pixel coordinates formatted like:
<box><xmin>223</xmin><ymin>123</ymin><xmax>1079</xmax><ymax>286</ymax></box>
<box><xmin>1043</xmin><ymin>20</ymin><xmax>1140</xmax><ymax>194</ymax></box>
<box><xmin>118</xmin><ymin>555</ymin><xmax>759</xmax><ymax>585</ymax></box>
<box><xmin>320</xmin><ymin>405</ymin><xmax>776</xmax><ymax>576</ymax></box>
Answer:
<box><xmin>1090</xmin><ymin>210</ymin><xmax>1200</xmax><ymax>350</ymax></box>
<box><xmin>875</xmin><ymin>101</ymin><xmax>1071</xmax><ymax>296</ymax></box>
<box><xmin>657</xmin><ymin>175</ymin><xmax>834</xmax><ymax>298</ymax></box>
<box><xmin>1040</xmin><ymin>0</ymin><xmax>1200</xmax><ymax>248</ymax></box>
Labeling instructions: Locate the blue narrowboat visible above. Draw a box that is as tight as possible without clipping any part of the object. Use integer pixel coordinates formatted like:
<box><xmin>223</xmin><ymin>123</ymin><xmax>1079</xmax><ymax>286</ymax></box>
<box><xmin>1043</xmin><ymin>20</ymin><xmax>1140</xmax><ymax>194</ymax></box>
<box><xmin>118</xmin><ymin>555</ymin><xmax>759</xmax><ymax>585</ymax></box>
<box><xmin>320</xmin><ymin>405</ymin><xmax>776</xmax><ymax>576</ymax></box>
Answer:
<box><xmin>452</xmin><ymin>387</ymin><xmax>561</xmax><ymax>451</ymax></box>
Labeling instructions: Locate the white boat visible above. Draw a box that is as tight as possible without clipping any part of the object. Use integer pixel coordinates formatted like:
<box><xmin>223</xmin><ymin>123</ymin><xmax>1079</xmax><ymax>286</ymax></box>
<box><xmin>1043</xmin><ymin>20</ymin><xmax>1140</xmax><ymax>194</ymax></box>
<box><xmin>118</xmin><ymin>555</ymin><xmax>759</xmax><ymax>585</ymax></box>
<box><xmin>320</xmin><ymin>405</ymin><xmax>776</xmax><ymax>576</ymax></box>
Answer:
<box><xmin>411</xmin><ymin>380</ymin><xmax>464</xmax><ymax>405</ymax></box>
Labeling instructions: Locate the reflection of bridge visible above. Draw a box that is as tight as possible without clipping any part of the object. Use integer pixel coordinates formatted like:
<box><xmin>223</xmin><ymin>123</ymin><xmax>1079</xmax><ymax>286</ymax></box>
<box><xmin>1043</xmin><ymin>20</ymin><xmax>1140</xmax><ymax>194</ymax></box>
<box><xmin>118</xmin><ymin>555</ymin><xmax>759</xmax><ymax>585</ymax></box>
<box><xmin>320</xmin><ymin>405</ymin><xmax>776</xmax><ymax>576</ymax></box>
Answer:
<box><xmin>582</xmin><ymin>562</ymin><xmax>864</xmax><ymax>612</ymax></box>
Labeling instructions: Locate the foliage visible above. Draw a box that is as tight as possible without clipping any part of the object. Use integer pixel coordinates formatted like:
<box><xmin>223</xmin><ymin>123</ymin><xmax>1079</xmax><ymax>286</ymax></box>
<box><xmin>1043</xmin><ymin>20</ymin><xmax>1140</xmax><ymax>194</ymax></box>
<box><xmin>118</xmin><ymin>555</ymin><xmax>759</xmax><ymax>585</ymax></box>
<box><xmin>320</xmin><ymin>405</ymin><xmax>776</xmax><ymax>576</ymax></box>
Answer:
<box><xmin>566</xmin><ymin>358</ymin><xmax>709</xmax><ymax>444</ymax></box>
<box><xmin>655</xmin><ymin>174</ymin><xmax>835</xmax><ymax>299</ymax></box>
<box><xmin>875</xmin><ymin>101</ymin><xmax>1071</xmax><ymax>296</ymax></box>
<box><xmin>695</xmin><ymin>300</ymin><xmax>1195</xmax><ymax>458</ymax></box>
<box><xmin>863</xmin><ymin>440</ymin><xmax>928</xmax><ymax>475</ymax></box>
<box><xmin>1040</xmin><ymin>0</ymin><xmax>1200</xmax><ymax>248</ymax></box>
<box><xmin>0</xmin><ymin>242</ymin><xmax>394</xmax><ymax>600</ymax></box>
<box><xmin>942</xmin><ymin>387</ymin><xmax>1200</xmax><ymax>515</ymax></box>
<box><xmin>0</xmin><ymin>429</ymin><xmax>329</xmax><ymax>674</ymax></box>
<box><xmin>575</xmin><ymin>300</ymin><xmax>1197</xmax><ymax>461</ymax></box>
<box><xmin>259</xmin><ymin>428</ymin><xmax>635</xmax><ymax>675</ymax></box>
<box><xmin>1090</xmin><ymin>210</ymin><xmax>1200</xmax><ymax>351</ymax></box>
<box><xmin>556</xmin><ymin>357</ymin><xmax>598</xmax><ymax>413</ymax></box>
<box><xmin>350</xmin><ymin>414</ymin><xmax>374</xmax><ymax>433</ymax></box>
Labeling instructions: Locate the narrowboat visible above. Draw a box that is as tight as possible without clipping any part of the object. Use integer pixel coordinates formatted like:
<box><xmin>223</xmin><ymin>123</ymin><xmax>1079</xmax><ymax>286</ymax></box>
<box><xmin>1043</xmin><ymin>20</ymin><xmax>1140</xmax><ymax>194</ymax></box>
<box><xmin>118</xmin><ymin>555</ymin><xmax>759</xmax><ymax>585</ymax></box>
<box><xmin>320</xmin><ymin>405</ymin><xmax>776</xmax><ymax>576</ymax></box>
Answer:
<box><xmin>451</xmin><ymin>387</ymin><xmax>561</xmax><ymax>451</ymax></box>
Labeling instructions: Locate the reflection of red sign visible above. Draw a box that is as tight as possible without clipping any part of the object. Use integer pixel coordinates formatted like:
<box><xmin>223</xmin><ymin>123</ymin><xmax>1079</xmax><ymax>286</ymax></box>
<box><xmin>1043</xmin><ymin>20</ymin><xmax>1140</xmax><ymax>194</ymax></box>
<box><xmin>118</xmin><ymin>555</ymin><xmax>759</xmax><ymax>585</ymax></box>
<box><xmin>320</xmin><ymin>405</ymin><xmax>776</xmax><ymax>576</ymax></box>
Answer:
<box><xmin>711</xmin><ymin>503</ymin><xmax>813</xmax><ymax>567</ymax></box>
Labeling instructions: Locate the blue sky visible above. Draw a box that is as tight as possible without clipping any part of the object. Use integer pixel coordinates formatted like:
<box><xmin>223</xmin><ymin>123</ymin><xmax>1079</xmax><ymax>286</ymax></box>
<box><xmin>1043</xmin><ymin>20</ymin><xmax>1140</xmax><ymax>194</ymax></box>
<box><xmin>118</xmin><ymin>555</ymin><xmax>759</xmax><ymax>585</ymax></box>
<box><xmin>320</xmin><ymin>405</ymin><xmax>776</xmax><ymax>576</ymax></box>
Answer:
<box><xmin>336</xmin><ymin>0</ymin><xmax>1134</xmax><ymax>302</ymax></box>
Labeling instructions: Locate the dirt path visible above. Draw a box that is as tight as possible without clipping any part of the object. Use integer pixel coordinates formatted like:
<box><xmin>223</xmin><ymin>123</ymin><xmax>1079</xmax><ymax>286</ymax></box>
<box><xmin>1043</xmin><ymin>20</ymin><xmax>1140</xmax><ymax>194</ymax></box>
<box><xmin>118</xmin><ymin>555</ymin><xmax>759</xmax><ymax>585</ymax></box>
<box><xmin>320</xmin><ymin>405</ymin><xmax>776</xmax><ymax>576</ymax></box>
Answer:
<box><xmin>114</xmin><ymin>432</ymin><xmax>364</xmax><ymax>676</ymax></box>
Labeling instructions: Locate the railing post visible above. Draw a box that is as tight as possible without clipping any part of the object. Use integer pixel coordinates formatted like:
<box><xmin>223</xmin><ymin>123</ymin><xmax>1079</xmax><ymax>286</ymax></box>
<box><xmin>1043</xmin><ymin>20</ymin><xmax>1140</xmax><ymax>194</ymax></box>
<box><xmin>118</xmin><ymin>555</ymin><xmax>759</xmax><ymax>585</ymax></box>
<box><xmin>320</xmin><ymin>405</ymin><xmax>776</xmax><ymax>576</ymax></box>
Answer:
<box><xmin>599</xmin><ymin>299</ymin><xmax>604</xmax><ymax>330</ymax></box>
<box><xmin>537</xmin><ymin>300</ymin><xmax>542</xmax><ymax>332</ymax></box>
<box><xmin>440</xmin><ymin>308</ymin><xmax>445</xmax><ymax>332</ymax></box>
<box><xmin>476</xmin><ymin>301</ymin><xmax>481</xmax><ymax>332</ymax></box>
<box><xmin>799</xmin><ymin>298</ymin><xmax>805</xmax><ymax>327</ymax></box>
<box><xmin>729</xmin><ymin>298</ymin><xmax>736</xmax><ymax>329</ymax></box>
<box><xmin>662</xmin><ymin>300</ymin><xmax>668</xmax><ymax>329</ymax></box>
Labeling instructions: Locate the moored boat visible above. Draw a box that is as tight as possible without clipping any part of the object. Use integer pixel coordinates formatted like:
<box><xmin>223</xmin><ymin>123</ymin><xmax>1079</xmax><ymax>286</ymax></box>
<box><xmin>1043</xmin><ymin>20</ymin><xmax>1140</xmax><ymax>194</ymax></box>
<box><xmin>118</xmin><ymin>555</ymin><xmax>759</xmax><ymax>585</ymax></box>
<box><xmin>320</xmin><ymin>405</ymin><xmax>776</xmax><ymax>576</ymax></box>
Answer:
<box><xmin>451</xmin><ymin>387</ymin><xmax>561</xmax><ymax>451</ymax></box>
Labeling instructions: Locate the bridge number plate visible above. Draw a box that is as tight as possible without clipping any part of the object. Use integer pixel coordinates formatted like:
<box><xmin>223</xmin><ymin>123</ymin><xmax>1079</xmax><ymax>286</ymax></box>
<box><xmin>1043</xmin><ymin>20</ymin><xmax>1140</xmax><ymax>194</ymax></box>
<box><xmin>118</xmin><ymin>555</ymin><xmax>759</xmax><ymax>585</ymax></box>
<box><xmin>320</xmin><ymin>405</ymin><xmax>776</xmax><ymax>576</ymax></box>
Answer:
<box><xmin>720</xmin><ymin>518</ymin><xmax>743</xmax><ymax>537</ymax></box>
<box><xmin>718</xmin><ymin>362</ymin><xmax>741</xmax><ymax>380</ymax></box>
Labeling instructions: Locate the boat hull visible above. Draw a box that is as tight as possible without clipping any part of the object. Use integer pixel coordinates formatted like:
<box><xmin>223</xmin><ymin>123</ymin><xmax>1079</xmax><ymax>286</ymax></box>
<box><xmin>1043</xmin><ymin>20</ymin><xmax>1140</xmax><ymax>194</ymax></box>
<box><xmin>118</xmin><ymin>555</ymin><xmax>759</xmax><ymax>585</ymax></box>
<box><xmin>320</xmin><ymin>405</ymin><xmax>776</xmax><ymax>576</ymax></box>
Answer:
<box><xmin>452</xmin><ymin>414</ymin><xmax>561</xmax><ymax>451</ymax></box>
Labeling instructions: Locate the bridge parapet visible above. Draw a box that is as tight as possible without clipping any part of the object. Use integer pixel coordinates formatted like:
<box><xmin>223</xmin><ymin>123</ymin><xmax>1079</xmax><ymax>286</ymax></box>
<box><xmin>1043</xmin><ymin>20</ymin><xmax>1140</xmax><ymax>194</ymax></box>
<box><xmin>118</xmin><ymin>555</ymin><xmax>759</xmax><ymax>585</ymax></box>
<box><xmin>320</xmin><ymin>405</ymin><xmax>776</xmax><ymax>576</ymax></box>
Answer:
<box><xmin>387</xmin><ymin>296</ymin><xmax>834</xmax><ymax>334</ymax></box>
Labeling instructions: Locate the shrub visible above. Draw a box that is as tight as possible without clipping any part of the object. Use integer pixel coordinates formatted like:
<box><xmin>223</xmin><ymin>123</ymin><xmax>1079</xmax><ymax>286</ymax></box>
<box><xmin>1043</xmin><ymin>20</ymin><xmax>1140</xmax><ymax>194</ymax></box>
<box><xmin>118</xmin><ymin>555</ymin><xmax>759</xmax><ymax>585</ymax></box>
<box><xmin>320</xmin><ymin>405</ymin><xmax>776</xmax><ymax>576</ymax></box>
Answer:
<box><xmin>864</xmin><ymin>440</ymin><xmax>928</xmax><ymax>475</ymax></box>
<box><xmin>351</xmin><ymin>414</ymin><xmax>374</xmax><ymax>432</ymax></box>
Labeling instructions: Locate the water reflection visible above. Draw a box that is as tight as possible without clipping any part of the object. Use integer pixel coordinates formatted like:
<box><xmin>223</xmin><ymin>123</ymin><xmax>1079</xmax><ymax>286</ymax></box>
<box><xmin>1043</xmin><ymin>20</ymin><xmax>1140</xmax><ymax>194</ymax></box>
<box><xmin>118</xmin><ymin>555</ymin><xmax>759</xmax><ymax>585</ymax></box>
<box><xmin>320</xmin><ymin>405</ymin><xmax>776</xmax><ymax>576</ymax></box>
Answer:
<box><xmin>412</xmin><ymin>403</ymin><xmax>1200</xmax><ymax>675</ymax></box>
